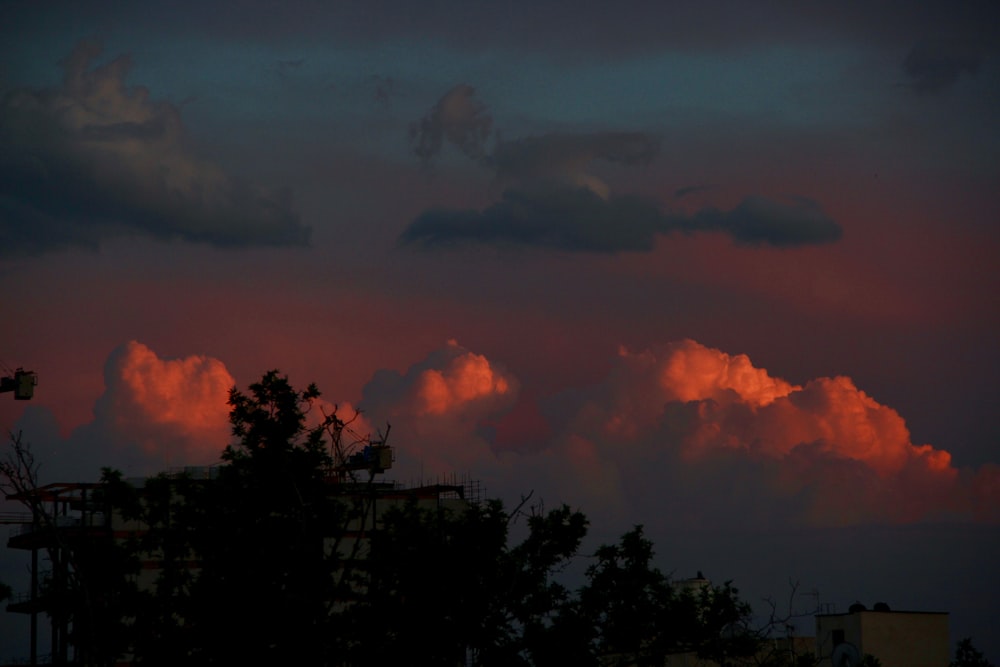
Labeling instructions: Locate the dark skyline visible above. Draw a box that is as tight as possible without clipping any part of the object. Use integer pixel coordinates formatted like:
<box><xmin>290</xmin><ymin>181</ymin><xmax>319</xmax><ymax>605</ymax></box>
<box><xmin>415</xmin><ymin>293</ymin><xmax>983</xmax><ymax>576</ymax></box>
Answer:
<box><xmin>2</xmin><ymin>1</ymin><xmax>998</xmax><ymax>659</ymax></box>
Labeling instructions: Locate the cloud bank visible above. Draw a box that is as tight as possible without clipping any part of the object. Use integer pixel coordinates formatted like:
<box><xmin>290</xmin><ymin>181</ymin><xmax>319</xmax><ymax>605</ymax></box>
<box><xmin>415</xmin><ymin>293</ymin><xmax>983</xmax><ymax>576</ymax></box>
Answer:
<box><xmin>0</xmin><ymin>41</ymin><xmax>309</xmax><ymax>257</ymax></box>
<box><xmin>16</xmin><ymin>341</ymin><xmax>235</xmax><ymax>480</ymax></box>
<box><xmin>401</xmin><ymin>85</ymin><xmax>841</xmax><ymax>252</ymax></box>
<box><xmin>15</xmin><ymin>339</ymin><xmax>997</xmax><ymax>527</ymax></box>
<box><xmin>361</xmin><ymin>340</ymin><xmax>519</xmax><ymax>473</ymax></box>
<box><xmin>91</xmin><ymin>341</ymin><xmax>235</xmax><ymax>463</ymax></box>
<box><xmin>357</xmin><ymin>339</ymin><xmax>996</xmax><ymax>528</ymax></box>
<box><xmin>400</xmin><ymin>188</ymin><xmax>842</xmax><ymax>251</ymax></box>
<box><xmin>544</xmin><ymin>340</ymin><xmax>998</xmax><ymax>526</ymax></box>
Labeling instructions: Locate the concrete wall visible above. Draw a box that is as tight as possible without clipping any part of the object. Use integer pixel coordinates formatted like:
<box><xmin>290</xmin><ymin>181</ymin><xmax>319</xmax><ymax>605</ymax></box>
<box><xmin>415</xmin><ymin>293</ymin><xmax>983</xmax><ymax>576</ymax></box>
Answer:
<box><xmin>816</xmin><ymin>610</ymin><xmax>948</xmax><ymax>667</ymax></box>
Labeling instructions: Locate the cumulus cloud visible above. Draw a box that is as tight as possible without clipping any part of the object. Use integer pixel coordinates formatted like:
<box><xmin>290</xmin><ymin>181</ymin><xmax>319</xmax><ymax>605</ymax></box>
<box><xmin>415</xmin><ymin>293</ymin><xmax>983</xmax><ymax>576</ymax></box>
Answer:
<box><xmin>547</xmin><ymin>339</ymin><xmax>996</xmax><ymax>526</ymax></box>
<box><xmin>361</xmin><ymin>340</ymin><xmax>518</xmax><ymax>474</ymax></box>
<box><xmin>902</xmin><ymin>38</ymin><xmax>982</xmax><ymax>94</ymax></box>
<box><xmin>399</xmin><ymin>187</ymin><xmax>842</xmax><ymax>251</ymax></box>
<box><xmin>12</xmin><ymin>338</ymin><xmax>995</xmax><ymax>527</ymax></box>
<box><xmin>91</xmin><ymin>341</ymin><xmax>235</xmax><ymax>465</ymax></box>
<box><xmin>409</xmin><ymin>84</ymin><xmax>493</xmax><ymax>161</ymax></box>
<box><xmin>0</xmin><ymin>41</ymin><xmax>309</xmax><ymax>257</ymax></box>
<box><xmin>10</xmin><ymin>341</ymin><xmax>236</xmax><ymax>482</ymax></box>
<box><xmin>346</xmin><ymin>336</ymin><xmax>994</xmax><ymax>528</ymax></box>
<box><xmin>12</xmin><ymin>341</ymin><xmax>391</xmax><ymax>482</ymax></box>
<box><xmin>363</xmin><ymin>340</ymin><xmax>517</xmax><ymax>419</ymax></box>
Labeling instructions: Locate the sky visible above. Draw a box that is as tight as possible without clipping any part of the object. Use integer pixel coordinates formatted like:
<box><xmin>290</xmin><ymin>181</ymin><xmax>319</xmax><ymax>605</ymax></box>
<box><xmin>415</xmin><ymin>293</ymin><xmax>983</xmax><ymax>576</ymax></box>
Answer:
<box><xmin>1</xmin><ymin>0</ymin><xmax>999</xmax><ymax>659</ymax></box>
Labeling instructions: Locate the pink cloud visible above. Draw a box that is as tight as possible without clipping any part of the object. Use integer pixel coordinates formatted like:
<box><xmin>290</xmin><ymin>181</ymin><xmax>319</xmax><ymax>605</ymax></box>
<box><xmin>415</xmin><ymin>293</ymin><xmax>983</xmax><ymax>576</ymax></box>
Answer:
<box><xmin>558</xmin><ymin>339</ymin><xmax>993</xmax><ymax>525</ymax></box>
<box><xmin>15</xmin><ymin>338</ymin><xmax>995</xmax><ymax>527</ymax></box>
<box><xmin>410</xmin><ymin>340</ymin><xmax>514</xmax><ymax>416</ymax></box>
<box><xmin>361</xmin><ymin>340</ymin><xmax>519</xmax><ymax>475</ymax></box>
<box><xmin>93</xmin><ymin>340</ymin><xmax>234</xmax><ymax>465</ymax></box>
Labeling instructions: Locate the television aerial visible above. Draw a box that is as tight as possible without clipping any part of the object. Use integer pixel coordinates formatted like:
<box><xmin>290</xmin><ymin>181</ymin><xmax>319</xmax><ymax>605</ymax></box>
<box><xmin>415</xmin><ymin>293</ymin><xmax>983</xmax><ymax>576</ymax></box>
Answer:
<box><xmin>1</xmin><ymin>366</ymin><xmax>36</xmax><ymax>400</ymax></box>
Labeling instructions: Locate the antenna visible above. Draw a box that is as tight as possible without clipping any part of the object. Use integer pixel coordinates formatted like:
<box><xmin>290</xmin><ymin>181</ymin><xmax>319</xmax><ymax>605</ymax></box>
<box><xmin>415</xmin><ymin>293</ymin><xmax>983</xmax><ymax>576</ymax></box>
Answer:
<box><xmin>1</xmin><ymin>368</ymin><xmax>37</xmax><ymax>400</ymax></box>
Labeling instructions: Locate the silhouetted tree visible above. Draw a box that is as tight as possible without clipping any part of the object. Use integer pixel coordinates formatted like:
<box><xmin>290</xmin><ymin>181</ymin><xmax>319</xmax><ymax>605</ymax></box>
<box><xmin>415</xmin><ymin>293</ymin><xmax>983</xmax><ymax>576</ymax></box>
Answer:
<box><xmin>340</xmin><ymin>498</ymin><xmax>591</xmax><ymax>666</ymax></box>
<box><xmin>952</xmin><ymin>638</ymin><xmax>996</xmax><ymax>667</ymax></box>
<box><xmin>3</xmin><ymin>372</ymin><xmax>773</xmax><ymax>667</ymax></box>
<box><xmin>2</xmin><ymin>433</ymin><xmax>139</xmax><ymax>666</ymax></box>
<box><xmin>505</xmin><ymin>503</ymin><xmax>592</xmax><ymax>666</ymax></box>
<box><xmin>126</xmin><ymin>371</ymin><xmax>354</xmax><ymax>666</ymax></box>
<box><xmin>579</xmin><ymin>525</ymin><xmax>674</xmax><ymax>665</ymax></box>
<box><xmin>575</xmin><ymin>525</ymin><xmax>761</xmax><ymax>667</ymax></box>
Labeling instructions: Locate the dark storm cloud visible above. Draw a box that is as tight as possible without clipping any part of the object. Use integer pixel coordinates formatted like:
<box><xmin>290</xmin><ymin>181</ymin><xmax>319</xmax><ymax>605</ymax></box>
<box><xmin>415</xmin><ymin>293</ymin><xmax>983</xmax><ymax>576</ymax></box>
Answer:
<box><xmin>688</xmin><ymin>196</ymin><xmax>843</xmax><ymax>247</ymax></box>
<box><xmin>399</xmin><ymin>187</ymin><xmax>842</xmax><ymax>252</ymax></box>
<box><xmin>491</xmin><ymin>132</ymin><xmax>660</xmax><ymax>190</ymax></box>
<box><xmin>409</xmin><ymin>83</ymin><xmax>659</xmax><ymax>189</ymax></box>
<box><xmin>902</xmin><ymin>38</ymin><xmax>982</xmax><ymax>94</ymax></box>
<box><xmin>0</xmin><ymin>41</ymin><xmax>309</xmax><ymax>258</ymax></box>
<box><xmin>403</xmin><ymin>84</ymin><xmax>839</xmax><ymax>253</ymax></box>
<box><xmin>400</xmin><ymin>188</ymin><xmax>663</xmax><ymax>252</ymax></box>
<box><xmin>409</xmin><ymin>84</ymin><xmax>493</xmax><ymax>161</ymax></box>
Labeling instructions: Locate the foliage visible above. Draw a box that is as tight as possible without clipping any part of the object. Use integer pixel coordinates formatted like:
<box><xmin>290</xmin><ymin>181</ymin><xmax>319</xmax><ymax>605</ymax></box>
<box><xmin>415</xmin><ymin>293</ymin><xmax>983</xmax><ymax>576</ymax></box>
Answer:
<box><xmin>127</xmin><ymin>370</ymin><xmax>349</xmax><ymax>665</ymax></box>
<box><xmin>2</xmin><ymin>433</ymin><xmax>140</xmax><ymax>665</ymax></box>
<box><xmin>580</xmin><ymin>525</ymin><xmax>673</xmax><ymax>665</ymax></box>
<box><xmin>4</xmin><ymin>372</ymin><xmax>769</xmax><ymax>667</ymax></box>
<box><xmin>952</xmin><ymin>638</ymin><xmax>996</xmax><ymax>667</ymax></box>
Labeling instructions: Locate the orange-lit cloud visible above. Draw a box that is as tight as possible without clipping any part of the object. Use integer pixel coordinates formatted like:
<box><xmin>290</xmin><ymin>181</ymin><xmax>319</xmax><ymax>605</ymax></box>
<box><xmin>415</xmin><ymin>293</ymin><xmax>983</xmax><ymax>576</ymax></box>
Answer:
<box><xmin>411</xmin><ymin>341</ymin><xmax>513</xmax><ymax>416</ymax></box>
<box><xmin>346</xmin><ymin>337</ymin><xmax>998</xmax><ymax>526</ymax></box>
<box><xmin>361</xmin><ymin>340</ymin><xmax>519</xmax><ymax>475</ymax></box>
<box><xmin>653</xmin><ymin>340</ymin><xmax>797</xmax><ymax>406</ymax></box>
<box><xmin>17</xmin><ymin>338</ymin><xmax>996</xmax><ymax>527</ymax></box>
<box><xmin>549</xmin><ymin>339</ymin><xmax>996</xmax><ymax>526</ymax></box>
<box><xmin>366</xmin><ymin>340</ymin><xmax>517</xmax><ymax>421</ymax></box>
<box><xmin>93</xmin><ymin>340</ymin><xmax>234</xmax><ymax>465</ymax></box>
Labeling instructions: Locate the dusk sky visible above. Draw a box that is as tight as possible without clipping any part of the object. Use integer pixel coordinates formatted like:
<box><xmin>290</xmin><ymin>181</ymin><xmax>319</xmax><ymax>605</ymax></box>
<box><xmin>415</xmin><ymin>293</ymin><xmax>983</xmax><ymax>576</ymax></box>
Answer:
<box><xmin>2</xmin><ymin>0</ymin><xmax>999</xmax><ymax>658</ymax></box>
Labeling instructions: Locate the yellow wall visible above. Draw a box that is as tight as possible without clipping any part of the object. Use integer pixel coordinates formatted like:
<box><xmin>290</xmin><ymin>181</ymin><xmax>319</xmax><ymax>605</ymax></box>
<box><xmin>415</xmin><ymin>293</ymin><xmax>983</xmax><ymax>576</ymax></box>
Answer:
<box><xmin>816</xmin><ymin>610</ymin><xmax>948</xmax><ymax>667</ymax></box>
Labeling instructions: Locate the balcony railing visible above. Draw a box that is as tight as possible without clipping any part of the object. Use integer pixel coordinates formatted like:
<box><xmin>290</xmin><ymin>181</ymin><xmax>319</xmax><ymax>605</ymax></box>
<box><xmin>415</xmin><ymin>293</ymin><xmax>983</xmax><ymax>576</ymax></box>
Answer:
<box><xmin>9</xmin><ymin>513</ymin><xmax>108</xmax><ymax>537</ymax></box>
<box><xmin>0</xmin><ymin>512</ymin><xmax>33</xmax><ymax>525</ymax></box>
<box><xmin>1</xmin><ymin>653</ymin><xmax>53</xmax><ymax>666</ymax></box>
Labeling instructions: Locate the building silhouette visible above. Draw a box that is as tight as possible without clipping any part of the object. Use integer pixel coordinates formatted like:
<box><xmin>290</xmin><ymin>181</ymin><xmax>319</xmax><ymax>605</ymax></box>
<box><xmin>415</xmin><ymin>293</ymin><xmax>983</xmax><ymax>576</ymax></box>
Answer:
<box><xmin>3</xmin><ymin>461</ymin><xmax>478</xmax><ymax>666</ymax></box>
<box><xmin>816</xmin><ymin>603</ymin><xmax>949</xmax><ymax>667</ymax></box>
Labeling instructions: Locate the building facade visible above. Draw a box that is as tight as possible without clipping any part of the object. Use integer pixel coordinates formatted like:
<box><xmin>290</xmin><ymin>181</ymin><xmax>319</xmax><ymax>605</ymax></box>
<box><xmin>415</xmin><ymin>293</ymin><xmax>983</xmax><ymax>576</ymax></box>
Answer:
<box><xmin>4</xmin><ymin>465</ymin><xmax>477</xmax><ymax>666</ymax></box>
<box><xmin>816</xmin><ymin>605</ymin><xmax>949</xmax><ymax>667</ymax></box>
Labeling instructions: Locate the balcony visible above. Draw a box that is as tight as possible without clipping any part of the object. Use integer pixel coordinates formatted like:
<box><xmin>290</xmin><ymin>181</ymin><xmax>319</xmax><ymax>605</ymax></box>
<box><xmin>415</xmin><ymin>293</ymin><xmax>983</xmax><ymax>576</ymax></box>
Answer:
<box><xmin>7</xmin><ymin>513</ymin><xmax>109</xmax><ymax>550</ymax></box>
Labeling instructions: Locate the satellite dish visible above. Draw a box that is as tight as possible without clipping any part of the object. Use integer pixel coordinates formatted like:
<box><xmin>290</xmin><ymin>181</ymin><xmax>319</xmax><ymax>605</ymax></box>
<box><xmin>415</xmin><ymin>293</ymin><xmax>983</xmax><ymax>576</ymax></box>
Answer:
<box><xmin>832</xmin><ymin>642</ymin><xmax>861</xmax><ymax>667</ymax></box>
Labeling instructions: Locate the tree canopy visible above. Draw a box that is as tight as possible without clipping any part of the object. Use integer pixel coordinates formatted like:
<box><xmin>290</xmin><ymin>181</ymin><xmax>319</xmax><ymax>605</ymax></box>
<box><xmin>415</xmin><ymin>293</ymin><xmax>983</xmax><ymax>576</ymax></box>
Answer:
<box><xmin>5</xmin><ymin>371</ymin><xmax>811</xmax><ymax>666</ymax></box>
<box><xmin>952</xmin><ymin>638</ymin><xmax>996</xmax><ymax>667</ymax></box>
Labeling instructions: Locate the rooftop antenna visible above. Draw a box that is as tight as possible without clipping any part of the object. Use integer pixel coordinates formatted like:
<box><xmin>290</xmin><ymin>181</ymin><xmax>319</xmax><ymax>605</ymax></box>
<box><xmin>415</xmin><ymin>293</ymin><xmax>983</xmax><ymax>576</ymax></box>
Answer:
<box><xmin>831</xmin><ymin>642</ymin><xmax>861</xmax><ymax>667</ymax></box>
<box><xmin>1</xmin><ymin>368</ymin><xmax>36</xmax><ymax>400</ymax></box>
